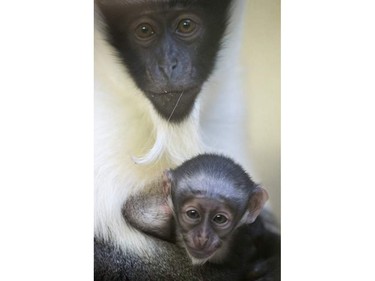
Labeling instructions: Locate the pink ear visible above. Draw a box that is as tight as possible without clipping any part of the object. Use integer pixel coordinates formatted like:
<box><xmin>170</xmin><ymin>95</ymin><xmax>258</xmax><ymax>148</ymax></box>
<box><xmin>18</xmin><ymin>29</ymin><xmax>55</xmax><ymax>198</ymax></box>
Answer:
<box><xmin>245</xmin><ymin>186</ymin><xmax>269</xmax><ymax>223</ymax></box>
<box><xmin>162</xmin><ymin>170</ymin><xmax>173</xmax><ymax>196</ymax></box>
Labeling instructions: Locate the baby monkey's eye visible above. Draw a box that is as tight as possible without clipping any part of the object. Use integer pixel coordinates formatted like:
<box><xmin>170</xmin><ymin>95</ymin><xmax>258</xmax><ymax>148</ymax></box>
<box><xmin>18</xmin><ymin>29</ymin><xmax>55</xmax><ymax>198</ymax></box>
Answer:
<box><xmin>186</xmin><ymin>209</ymin><xmax>200</xmax><ymax>219</ymax></box>
<box><xmin>213</xmin><ymin>214</ymin><xmax>228</xmax><ymax>225</ymax></box>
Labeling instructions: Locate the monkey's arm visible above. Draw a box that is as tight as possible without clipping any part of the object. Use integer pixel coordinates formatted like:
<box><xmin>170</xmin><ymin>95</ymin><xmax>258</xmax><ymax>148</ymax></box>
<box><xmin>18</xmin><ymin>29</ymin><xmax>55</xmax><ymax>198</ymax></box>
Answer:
<box><xmin>244</xmin><ymin>218</ymin><xmax>281</xmax><ymax>281</ymax></box>
<box><xmin>122</xmin><ymin>190</ymin><xmax>174</xmax><ymax>241</ymax></box>
<box><xmin>95</xmin><ymin>237</ymin><xmax>247</xmax><ymax>281</ymax></box>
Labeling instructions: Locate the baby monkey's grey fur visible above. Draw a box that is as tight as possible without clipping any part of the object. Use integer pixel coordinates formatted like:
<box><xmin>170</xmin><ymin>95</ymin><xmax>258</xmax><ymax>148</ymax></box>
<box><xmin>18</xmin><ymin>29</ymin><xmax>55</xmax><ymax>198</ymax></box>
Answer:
<box><xmin>124</xmin><ymin>154</ymin><xmax>268</xmax><ymax>265</ymax></box>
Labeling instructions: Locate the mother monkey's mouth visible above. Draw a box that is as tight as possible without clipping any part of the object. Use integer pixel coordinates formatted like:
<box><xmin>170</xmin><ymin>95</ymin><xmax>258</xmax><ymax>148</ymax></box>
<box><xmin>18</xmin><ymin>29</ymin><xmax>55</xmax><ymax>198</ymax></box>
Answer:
<box><xmin>145</xmin><ymin>87</ymin><xmax>201</xmax><ymax>122</ymax></box>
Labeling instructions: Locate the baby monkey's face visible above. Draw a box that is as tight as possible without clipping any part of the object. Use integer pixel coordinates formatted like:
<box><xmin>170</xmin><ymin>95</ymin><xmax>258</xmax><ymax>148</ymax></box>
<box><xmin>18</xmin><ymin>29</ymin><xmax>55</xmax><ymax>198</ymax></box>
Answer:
<box><xmin>163</xmin><ymin>154</ymin><xmax>269</xmax><ymax>265</ymax></box>
<box><xmin>176</xmin><ymin>196</ymin><xmax>239</xmax><ymax>263</ymax></box>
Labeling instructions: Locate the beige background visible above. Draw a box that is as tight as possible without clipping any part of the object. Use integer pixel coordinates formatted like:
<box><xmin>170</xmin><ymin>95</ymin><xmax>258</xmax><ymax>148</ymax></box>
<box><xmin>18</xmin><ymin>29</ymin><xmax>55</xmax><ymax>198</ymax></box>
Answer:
<box><xmin>241</xmin><ymin>0</ymin><xmax>281</xmax><ymax>223</ymax></box>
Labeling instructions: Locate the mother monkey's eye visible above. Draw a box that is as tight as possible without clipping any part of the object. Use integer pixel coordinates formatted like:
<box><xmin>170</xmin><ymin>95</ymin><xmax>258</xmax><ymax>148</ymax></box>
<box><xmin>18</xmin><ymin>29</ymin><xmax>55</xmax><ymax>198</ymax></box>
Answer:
<box><xmin>176</xmin><ymin>18</ymin><xmax>197</xmax><ymax>34</ymax></box>
<box><xmin>135</xmin><ymin>23</ymin><xmax>156</xmax><ymax>39</ymax></box>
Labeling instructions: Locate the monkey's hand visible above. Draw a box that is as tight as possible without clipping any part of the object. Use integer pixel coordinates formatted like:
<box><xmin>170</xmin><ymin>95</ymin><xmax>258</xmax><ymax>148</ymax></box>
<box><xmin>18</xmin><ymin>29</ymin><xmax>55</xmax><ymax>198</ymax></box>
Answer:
<box><xmin>243</xmin><ymin>219</ymin><xmax>281</xmax><ymax>281</ymax></box>
<box><xmin>246</xmin><ymin>256</ymin><xmax>280</xmax><ymax>281</ymax></box>
<box><xmin>122</xmin><ymin>192</ymin><xmax>175</xmax><ymax>241</ymax></box>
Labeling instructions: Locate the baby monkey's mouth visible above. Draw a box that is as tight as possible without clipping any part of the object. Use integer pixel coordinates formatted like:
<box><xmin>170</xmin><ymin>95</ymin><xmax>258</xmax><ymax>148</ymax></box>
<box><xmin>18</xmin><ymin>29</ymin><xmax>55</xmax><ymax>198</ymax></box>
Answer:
<box><xmin>186</xmin><ymin>245</ymin><xmax>218</xmax><ymax>259</ymax></box>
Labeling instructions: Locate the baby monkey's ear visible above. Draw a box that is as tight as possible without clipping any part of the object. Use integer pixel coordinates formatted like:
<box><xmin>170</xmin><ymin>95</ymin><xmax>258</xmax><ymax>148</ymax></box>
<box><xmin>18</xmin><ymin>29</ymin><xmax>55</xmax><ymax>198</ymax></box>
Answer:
<box><xmin>243</xmin><ymin>186</ymin><xmax>269</xmax><ymax>224</ymax></box>
<box><xmin>162</xmin><ymin>169</ymin><xmax>174</xmax><ymax>196</ymax></box>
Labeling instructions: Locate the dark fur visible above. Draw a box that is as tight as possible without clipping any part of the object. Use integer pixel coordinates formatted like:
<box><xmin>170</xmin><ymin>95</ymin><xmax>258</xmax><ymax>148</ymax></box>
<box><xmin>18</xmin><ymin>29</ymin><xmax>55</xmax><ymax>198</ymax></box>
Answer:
<box><xmin>170</xmin><ymin>154</ymin><xmax>257</xmax><ymax>211</ymax></box>
<box><xmin>95</xmin><ymin>217</ymin><xmax>280</xmax><ymax>281</ymax></box>
<box><xmin>96</xmin><ymin>0</ymin><xmax>232</xmax><ymax>122</ymax></box>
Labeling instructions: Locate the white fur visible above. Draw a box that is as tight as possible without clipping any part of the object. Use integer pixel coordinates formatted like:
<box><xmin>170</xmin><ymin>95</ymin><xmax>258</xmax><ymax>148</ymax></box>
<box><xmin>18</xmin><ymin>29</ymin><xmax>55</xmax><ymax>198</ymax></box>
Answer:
<box><xmin>94</xmin><ymin>0</ymin><xmax>250</xmax><ymax>256</ymax></box>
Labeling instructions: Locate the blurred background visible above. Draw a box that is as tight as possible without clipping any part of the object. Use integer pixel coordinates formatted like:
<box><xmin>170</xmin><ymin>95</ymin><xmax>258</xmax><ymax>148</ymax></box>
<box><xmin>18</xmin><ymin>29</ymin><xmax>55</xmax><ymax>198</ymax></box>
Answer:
<box><xmin>241</xmin><ymin>0</ymin><xmax>280</xmax><ymax>223</ymax></box>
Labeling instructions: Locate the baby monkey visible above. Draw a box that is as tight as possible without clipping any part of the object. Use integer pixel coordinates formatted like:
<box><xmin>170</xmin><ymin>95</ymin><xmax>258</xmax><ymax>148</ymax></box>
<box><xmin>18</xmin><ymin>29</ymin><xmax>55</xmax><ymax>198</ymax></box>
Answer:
<box><xmin>123</xmin><ymin>154</ymin><xmax>269</xmax><ymax>265</ymax></box>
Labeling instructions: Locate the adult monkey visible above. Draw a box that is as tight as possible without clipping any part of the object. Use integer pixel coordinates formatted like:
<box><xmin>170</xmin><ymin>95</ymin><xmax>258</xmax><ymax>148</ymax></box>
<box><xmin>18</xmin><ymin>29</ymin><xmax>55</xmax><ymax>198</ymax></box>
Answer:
<box><xmin>94</xmin><ymin>0</ymin><xmax>280</xmax><ymax>280</ymax></box>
